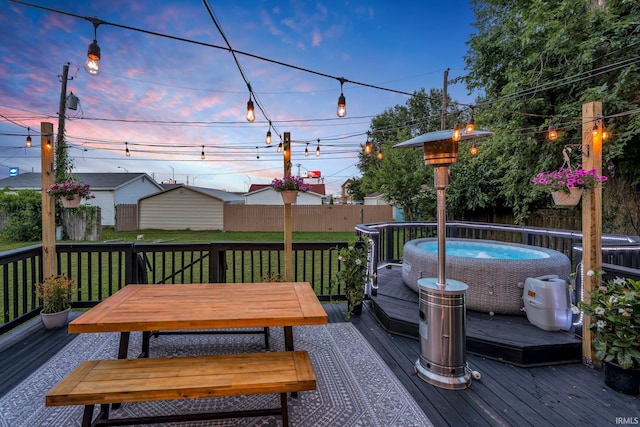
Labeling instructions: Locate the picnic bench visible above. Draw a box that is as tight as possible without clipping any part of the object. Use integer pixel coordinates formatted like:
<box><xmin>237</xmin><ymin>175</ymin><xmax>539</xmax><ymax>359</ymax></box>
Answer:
<box><xmin>46</xmin><ymin>350</ymin><xmax>316</xmax><ymax>427</ymax></box>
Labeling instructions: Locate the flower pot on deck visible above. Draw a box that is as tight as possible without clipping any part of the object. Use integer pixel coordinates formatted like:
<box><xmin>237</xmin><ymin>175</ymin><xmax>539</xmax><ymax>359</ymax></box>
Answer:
<box><xmin>41</xmin><ymin>308</ymin><xmax>70</xmax><ymax>330</ymax></box>
<box><xmin>604</xmin><ymin>362</ymin><xmax>640</xmax><ymax>395</ymax></box>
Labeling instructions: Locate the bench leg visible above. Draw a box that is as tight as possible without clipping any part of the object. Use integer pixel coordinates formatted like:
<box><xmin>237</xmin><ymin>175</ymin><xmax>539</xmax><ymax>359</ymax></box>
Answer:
<box><xmin>141</xmin><ymin>331</ymin><xmax>151</xmax><ymax>358</ymax></box>
<box><xmin>280</xmin><ymin>393</ymin><xmax>289</xmax><ymax>427</ymax></box>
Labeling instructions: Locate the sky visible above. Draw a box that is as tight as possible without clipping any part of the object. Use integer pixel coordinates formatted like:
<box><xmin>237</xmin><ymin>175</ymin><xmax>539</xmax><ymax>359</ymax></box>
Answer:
<box><xmin>0</xmin><ymin>0</ymin><xmax>477</xmax><ymax>195</ymax></box>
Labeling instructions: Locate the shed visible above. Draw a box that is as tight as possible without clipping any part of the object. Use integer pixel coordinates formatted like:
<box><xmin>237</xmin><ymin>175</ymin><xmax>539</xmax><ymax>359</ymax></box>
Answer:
<box><xmin>138</xmin><ymin>185</ymin><xmax>244</xmax><ymax>230</ymax></box>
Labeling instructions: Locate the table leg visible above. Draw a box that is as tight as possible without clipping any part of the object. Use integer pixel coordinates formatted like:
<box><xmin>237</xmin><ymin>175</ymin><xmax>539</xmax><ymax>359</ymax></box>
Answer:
<box><xmin>284</xmin><ymin>326</ymin><xmax>294</xmax><ymax>351</ymax></box>
<box><xmin>117</xmin><ymin>332</ymin><xmax>130</xmax><ymax>359</ymax></box>
<box><xmin>141</xmin><ymin>331</ymin><xmax>151</xmax><ymax>358</ymax></box>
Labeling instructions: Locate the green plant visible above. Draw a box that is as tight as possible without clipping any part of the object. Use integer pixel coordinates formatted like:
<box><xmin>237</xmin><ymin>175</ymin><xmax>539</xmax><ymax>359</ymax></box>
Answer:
<box><xmin>35</xmin><ymin>274</ymin><xmax>75</xmax><ymax>314</ymax></box>
<box><xmin>532</xmin><ymin>166</ymin><xmax>607</xmax><ymax>193</ymax></box>
<box><xmin>578</xmin><ymin>276</ymin><xmax>640</xmax><ymax>370</ymax></box>
<box><xmin>332</xmin><ymin>238</ymin><xmax>372</xmax><ymax>319</ymax></box>
<box><xmin>260</xmin><ymin>272</ymin><xmax>284</xmax><ymax>282</ymax></box>
<box><xmin>46</xmin><ymin>181</ymin><xmax>94</xmax><ymax>200</ymax></box>
<box><xmin>270</xmin><ymin>176</ymin><xmax>310</xmax><ymax>192</ymax></box>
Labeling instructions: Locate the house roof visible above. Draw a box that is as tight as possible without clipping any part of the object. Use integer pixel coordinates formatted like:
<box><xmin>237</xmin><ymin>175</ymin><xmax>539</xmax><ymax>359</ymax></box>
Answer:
<box><xmin>244</xmin><ymin>186</ymin><xmax>325</xmax><ymax>198</ymax></box>
<box><xmin>140</xmin><ymin>184</ymin><xmax>244</xmax><ymax>203</ymax></box>
<box><xmin>0</xmin><ymin>172</ymin><xmax>162</xmax><ymax>191</ymax></box>
<box><xmin>248</xmin><ymin>183</ymin><xmax>326</xmax><ymax>195</ymax></box>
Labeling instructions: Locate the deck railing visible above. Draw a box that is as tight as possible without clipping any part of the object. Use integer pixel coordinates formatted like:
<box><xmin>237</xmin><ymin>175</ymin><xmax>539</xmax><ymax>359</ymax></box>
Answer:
<box><xmin>0</xmin><ymin>241</ymin><xmax>347</xmax><ymax>334</ymax></box>
<box><xmin>2</xmin><ymin>221</ymin><xmax>640</xmax><ymax>334</ymax></box>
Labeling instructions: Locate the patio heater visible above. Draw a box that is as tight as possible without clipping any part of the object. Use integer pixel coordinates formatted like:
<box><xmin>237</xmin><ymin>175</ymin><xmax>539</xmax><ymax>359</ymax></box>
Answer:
<box><xmin>394</xmin><ymin>129</ymin><xmax>493</xmax><ymax>390</ymax></box>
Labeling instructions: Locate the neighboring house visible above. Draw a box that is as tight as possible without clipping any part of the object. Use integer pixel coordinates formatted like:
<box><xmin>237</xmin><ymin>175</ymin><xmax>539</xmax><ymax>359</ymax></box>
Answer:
<box><xmin>245</xmin><ymin>183</ymin><xmax>325</xmax><ymax>205</ymax></box>
<box><xmin>244</xmin><ymin>186</ymin><xmax>325</xmax><ymax>205</ymax></box>
<box><xmin>0</xmin><ymin>172</ymin><xmax>163</xmax><ymax>227</ymax></box>
<box><xmin>138</xmin><ymin>185</ymin><xmax>244</xmax><ymax>230</ymax></box>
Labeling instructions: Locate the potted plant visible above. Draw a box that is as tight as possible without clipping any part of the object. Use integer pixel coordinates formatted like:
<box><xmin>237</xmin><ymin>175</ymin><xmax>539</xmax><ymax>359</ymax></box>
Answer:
<box><xmin>35</xmin><ymin>274</ymin><xmax>75</xmax><ymax>329</ymax></box>
<box><xmin>46</xmin><ymin>181</ymin><xmax>94</xmax><ymax>208</ymax></box>
<box><xmin>332</xmin><ymin>238</ymin><xmax>372</xmax><ymax>320</ymax></box>
<box><xmin>270</xmin><ymin>175</ymin><xmax>310</xmax><ymax>204</ymax></box>
<box><xmin>578</xmin><ymin>275</ymin><xmax>640</xmax><ymax>394</ymax></box>
<box><xmin>531</xmin><ymin>165</ymin><xmax>607</xmax><ymax>206</ymax></box>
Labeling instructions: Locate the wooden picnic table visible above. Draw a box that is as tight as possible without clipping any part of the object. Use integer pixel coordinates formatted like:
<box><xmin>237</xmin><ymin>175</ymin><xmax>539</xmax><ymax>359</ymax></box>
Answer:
<box><xmin>68</xmin><ymin>282</ymin><xmax>328</xmax><ymax>358</ymax></box>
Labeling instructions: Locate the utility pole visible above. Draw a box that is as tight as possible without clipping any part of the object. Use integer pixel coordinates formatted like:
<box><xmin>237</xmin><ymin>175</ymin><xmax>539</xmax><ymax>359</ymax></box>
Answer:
<box><xmin>56</xmin><ymin>63</ymin><xmax>72</xmax><ymax>183</ymax></box>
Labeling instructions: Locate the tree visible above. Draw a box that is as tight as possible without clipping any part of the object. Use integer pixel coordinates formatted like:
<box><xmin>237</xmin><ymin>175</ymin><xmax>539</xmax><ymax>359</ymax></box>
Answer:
<box><xmin>358</xmin><ymin>88</ymin><xmax>455</xmax><ymax>221</ymax></box>
<box><xmin>452</xmin><ymin>0</ymin><xmax>640</xmax><ymax>224</ymax></box>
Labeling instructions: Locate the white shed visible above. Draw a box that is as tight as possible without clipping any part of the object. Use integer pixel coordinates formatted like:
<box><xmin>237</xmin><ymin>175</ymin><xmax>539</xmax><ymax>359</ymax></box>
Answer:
<box><xmin>244</xmin><ymin>187</ymin><xmax>324</xmax><ymax>205</ymax></box>
<box><xmin>138</xmin><ymin>185</ymin><xmax>243</xmax><ymax>230</ymax></box>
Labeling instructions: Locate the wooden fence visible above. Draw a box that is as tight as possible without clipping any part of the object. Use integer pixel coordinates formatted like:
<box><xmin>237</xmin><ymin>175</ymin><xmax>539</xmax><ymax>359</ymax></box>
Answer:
<box><xmin>223</xmin><ymin>204</ymin><xmax>393</xmax><ymax>232</ymax></box>
<box><xmin>115</xmin><ymin>204</ymin><xmax>138</xmax><ymax>231</ymax></box>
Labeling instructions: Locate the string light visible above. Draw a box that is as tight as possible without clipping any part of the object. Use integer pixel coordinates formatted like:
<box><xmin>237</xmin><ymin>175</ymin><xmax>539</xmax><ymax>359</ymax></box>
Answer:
<box><xmin>451</xmin><ymin>123</ymin><xmax>462</xmax><ymax>142</ymax></box>
<box><xmin>465</xmin><ymin>108</ymin><xmax>475</xmax><ymax>134</ymax></box>
<box><xmin>305</xmin><ymin>142</ymin><xmax>309</xmax><ymax>157</ymax></box>
<box><xmin>316</xmin><ymin>139</ymin><xmax>320</xmax><ymax>157</ymax></box>
<box><xmin>46</xmin><ymin>134</ymin><xmax>52</xmax><ymax>148</ymax></box>
<box><xmin>469</xmin><ymin>143</ymin><xmax>479</xmax><ymax>156</ymax></box>
<box><xmin>84</xmin><ymin>20</ymin><xmax>102</xmax><ymax>75</ymax></box>
<box><xmin>277</xmin><ymin>142</ymin><xmax>282</xmax><ymax>153</ymax></box>
<box><xmin>201</xmin><ymin>145</ymin><xmax>205</xmax><ymax>159</ymax></box>
<box><xmin>125</xmin><ymin>141</ymin><xmax>130</xmax><ymax>156</ymax></box>
<box><xmin>265</xmin><ymin>121</ymin><xmax>272</xmax><ymax>145</ymax></box>
<box><xmin>376</xmin><ymin>149</ymin><xmax>383</xmax><ymax>160</ymax></box>
<box><xmin>25</xmin><ymin>127</ymin><xmax>32</xmax><ymax>147</ymax></box>
<box><xmin>246</xmin><ymin>94</ymin><xmax>255</xmax><ymax>122</ymax></box>
<box><xmin>548</xmin><ymin>125</ymin><xmax>558</xmax><ymax>140</ymax></box>
<box><xmin>337</xmin><ymin>78</ymin><xmax>346</xmax><ymax>118</ymax></box>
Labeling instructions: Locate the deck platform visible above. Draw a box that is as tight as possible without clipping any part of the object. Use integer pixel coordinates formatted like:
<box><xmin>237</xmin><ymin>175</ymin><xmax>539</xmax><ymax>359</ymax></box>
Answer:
<box><xmin>370</xmin><ymin>267</ymin><xmax>582</xmax><ymax>366</ymax></box>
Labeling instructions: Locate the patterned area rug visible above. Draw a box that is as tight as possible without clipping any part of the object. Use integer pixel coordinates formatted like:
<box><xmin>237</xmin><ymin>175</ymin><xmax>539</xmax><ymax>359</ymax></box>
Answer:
<box><xmin>0</xmin><ymin>323</ymin><xmax>431</xmax><ymax>426</ymax></box>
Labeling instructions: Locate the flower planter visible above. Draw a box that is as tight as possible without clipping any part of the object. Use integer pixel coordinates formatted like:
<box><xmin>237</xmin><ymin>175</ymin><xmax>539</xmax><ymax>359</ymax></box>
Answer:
<box><xmin>604</xmin><ymin>362</ymin><xmax>640</xmax><ymax>395</ymax></box>
<box><xmin>551</xmin><ymin>188</ymin><xmax>583</xmax><ymax>206</ymax></box>
<box><xmin>41</xmin><ymin>308</ymin><xmax>70</xmax><ymax>330</ymax></box>
<box><xmin>60</xmin><ymin>195</ymin><xmax>81</xmax><ymax>208</ymax></box>
<box><xmin>280</xmin><ymin>190</ymin><xmax>298</xmax><ymax>204</ymax></box>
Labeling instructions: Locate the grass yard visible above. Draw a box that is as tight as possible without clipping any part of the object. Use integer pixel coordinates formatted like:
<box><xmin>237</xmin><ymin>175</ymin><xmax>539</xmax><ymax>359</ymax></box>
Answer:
<box><xmin>0</xmin><ymin>228</ymin><xmax>358</xmax><ymax>253</ymax></box>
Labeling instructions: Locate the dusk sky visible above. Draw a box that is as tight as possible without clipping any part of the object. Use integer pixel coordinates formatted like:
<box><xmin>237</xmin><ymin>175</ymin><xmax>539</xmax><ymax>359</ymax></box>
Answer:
<box><xmin>0</xmin><ymin>0</ymin><xmax>477</xmax><ymax>195</ymax></box>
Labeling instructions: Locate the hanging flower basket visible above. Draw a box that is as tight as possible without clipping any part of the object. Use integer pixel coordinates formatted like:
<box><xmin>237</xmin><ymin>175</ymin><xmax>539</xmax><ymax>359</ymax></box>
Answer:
<box><xmin>551</xmin><ymin>188</ymin><xmax>583</xmax><ymax>206</ymax></box>
<box><xmin>280</xmin><ymin>190</ymin><xmax>298</xmax><ymax>204</ymax></box>
<box><xmin>60</xmin><ymin>194</ymin><xmax>81</xmax><ymax>208</ymax></box>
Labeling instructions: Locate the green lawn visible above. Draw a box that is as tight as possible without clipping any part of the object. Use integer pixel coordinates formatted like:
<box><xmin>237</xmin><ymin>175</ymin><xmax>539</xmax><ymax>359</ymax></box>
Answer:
<box><xmin>0</xmin><ymin>228</ymin><xmax>358</xmax><ymax>253</ymax></box>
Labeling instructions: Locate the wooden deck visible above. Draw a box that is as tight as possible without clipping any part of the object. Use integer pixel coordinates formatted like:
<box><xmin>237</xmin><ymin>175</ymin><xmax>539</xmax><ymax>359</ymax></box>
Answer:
<box><xmin>2</xmin><ymin>303</ymin><xmax>638</xmax><ymax>426</ymax></box>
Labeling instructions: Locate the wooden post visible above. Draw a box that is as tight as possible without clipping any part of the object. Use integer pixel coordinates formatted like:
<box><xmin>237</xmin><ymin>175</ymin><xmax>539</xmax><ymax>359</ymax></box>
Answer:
<box><xmin>41</xmin><ymin>122</ymin><xmax>56</xmax><ymax>279</ymax></box>
<box><xmin>283</xmin><ymin>132</ymin><xmax>293</xmax><ymax>281</ymax></box>
<box><xmin>581</xmin><ymin>101</ymin><xmax>603</xmax><ymax>366</ymax></box>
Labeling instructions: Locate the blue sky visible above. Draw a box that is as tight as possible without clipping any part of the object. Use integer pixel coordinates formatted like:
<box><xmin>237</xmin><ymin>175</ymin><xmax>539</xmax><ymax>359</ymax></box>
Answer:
<box><xmin>0</xmin><ymin>0</ymin><xmax>477</xmax><ymax>194</ymax></box>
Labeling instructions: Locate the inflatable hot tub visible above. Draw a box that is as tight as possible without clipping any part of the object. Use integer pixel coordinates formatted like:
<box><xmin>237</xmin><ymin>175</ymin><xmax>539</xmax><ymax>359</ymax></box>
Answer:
<box><xmin>401</xmin><ymin>238</ymin><xmax>571</xmax><ymax>315</ymax></box>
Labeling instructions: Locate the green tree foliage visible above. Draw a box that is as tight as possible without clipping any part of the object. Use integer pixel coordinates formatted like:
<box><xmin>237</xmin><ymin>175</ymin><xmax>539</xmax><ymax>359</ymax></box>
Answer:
<box><xmin>0</xmin><ymin>189</ymin><xmax>42</xmax><ymax>241</ymax></box>
<box><xmin>457</xmin><ymin>0</ymin><xmax>640</xmax><ymax>223</ymax></box>
<box><xmin>358</xmin><ymin>89</ymin><xmax>454</xmax><ymax>220</ymax></box>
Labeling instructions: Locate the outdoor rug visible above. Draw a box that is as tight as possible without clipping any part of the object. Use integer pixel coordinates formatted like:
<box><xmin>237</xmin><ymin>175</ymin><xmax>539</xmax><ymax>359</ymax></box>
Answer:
<box><xmin>0</xmin><ymin>323</ymin><xmax>432</xmax><ymax>426</ymax></box>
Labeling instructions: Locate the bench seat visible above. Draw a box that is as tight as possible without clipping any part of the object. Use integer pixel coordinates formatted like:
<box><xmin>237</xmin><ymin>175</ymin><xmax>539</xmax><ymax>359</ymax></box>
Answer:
<box><xmin>46</xmin><ymin>351</ymin><xmax>316</xmax><ymax>427</ymax></box>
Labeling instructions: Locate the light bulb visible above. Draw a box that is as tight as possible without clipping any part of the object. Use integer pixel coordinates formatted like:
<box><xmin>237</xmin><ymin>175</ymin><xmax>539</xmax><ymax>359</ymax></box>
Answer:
<box><xmin>452</xmin><ymin>124</ymin><xmax>462</xmax><ymax>142</ymax></box>
<box><xmin>246</xmin><ymin>99</ymin><xmax>255</xmax><ymax>122</ymax></box>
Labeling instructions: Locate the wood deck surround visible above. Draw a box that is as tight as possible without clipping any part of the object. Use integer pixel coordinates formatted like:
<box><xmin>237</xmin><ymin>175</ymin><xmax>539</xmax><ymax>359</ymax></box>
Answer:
<box><xmin>1</xmin><ymin>302</ymin><xmax>638</xmax><ymax>425</ymax></box>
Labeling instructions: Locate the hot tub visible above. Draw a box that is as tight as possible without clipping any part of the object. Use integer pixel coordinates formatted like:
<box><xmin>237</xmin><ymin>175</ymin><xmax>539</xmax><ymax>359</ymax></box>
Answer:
<box><xmin>402</xmin><ymin>238</ymin><xmax>571</xmax><ymax>314</ymax></box>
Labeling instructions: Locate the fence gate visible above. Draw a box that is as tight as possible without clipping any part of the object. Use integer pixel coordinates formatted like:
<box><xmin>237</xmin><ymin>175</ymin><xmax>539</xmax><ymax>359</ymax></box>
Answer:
<box><xmin>115</xmin><ymin>204</ymin><xmax>138</xmax><ymax>231</ymax></box>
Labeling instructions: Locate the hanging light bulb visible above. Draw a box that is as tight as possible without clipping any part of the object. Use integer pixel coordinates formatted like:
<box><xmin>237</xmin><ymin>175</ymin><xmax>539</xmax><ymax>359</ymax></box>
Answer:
<box><xmin>46</xmin><ymin>135</ymin><xmax>52</xmax><ymax>148</ymax></box>
<box><xmin>246</xmin><ymin>95</ymin><xmax>255</xmax><ymax>122</ymax></box>
<box><xmin>364</xmin><ymin>139</ymin><xmax>372</xmax><ymax>155</ymax></box>
<box><xmin>25</xmin><ymin>127</ymin><xmax>32</xmax><ymax>148</ymax></box>
<box><xmin>592</xmin><ymin>121</ymin><xmax>599</xmax><ymax>136</ymax></box>
<box><xmin>84</xmin><ymin>22</ymin><xmax>101</xmax><ymax>75</ymax></box>
<box><xmin>452</xmin><ymin>123</ymin><xmax>462</xmax><ymax>142</ymax></box>
<box><xmin>201</xmin><ymin>145</ymin><xmax>205</xmax><ymax>160</ymax></box>
<box><xmin>305</xmin><ymin>143</ymin><xmax>309</xmax><ymax>157</ymax></box>
<box><xmin>376</xmin><ymin>150</ymin><xmax>383</xmax><ymax>160</ymax></box>
<box><xmin>602</xmin><ymin>127</ymin><xmax>610</xmax><ymax>140</ymax></box>
<box><xmin>277</xmin><ymin>142</ymin><xmax>283</xmax><ymax>153</ymax></box>
<box><xmin>548</xmin><ymin>125</ymin><xmax>558</xmax><ymax>140</ymax></box>
<box><xmin>266</xmin><ymin>122</ymin><xmax>272</xmax><ymax>145</ymax></box>
<box><xmin>336</xmin><ymin>78</ymin><xmax>346</xmax><ymax>117</ymax></box>
<box><xmin>125</xmin><ymin>141</ymin><xmax>130</xmax><ymax>157</ymax></box>
<box><xmin>316</xmin><ymin>139</ymin><xmax>320</xmax><ymax>157</ymax></box>
<box><xmin>469</xmin><ymin>143</ymin><xmax>479</xmax><ymax>156</ymax></box>
<box><xmin>465</xmin><ymin>108</ymin><xmax>475</xmax><ymax>134</ymax></box>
